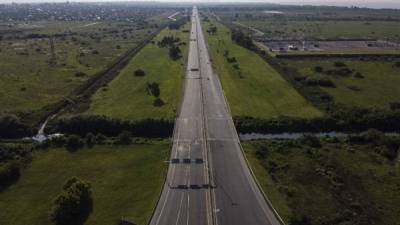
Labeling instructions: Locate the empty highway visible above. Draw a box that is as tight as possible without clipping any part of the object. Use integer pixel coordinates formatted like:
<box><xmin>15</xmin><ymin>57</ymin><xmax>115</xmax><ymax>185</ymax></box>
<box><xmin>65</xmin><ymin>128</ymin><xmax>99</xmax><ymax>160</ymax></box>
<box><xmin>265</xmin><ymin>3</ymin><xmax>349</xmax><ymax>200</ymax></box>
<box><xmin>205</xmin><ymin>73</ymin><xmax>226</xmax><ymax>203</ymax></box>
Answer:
<box><xmin>150</xmin><ymin>7</ymin><xmax>282</xmax><ymax>225</ymax></box>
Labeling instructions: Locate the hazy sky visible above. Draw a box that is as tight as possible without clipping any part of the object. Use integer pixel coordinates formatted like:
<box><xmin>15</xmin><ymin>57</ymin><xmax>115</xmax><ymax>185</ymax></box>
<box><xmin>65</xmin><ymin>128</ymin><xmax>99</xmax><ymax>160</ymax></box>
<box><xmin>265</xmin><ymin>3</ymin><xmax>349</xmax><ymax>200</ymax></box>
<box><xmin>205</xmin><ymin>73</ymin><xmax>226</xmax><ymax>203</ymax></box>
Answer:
<box><xmin>0</xmin><ymin>0</ymin><xmax>399</xmax><ymax>9</ymax></box>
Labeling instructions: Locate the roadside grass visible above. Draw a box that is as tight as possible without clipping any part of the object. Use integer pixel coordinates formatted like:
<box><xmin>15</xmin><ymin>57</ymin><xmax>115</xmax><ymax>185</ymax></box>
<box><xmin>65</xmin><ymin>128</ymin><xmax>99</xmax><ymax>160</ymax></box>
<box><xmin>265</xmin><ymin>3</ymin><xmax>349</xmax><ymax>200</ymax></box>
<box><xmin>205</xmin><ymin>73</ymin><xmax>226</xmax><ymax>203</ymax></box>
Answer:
<box><xmin>243</xmin><ymin>139</ymin><xmax>400</xmax><ymax>225</ymax></box>
<box><xmin>203</xmin><ymin>20</ymin><xmax>322</xmax><ymax>119</ymax></box>
<box><xmin>85</xmin><ymin>24</ymin><xmax>190</xmax><ymax>120</ymax></box>
<box><xmin>0</xmin><ymin>142</ymin><xmax>169</xmax><ymax>225</ymax></box>
<box><xmin>0</xmin><ymin>21</ymin><xmax>155</xmax><ymax>113</ymax></box>
<box><xmin>285</xmin><ymin>58</ymin><xmax>400</xmax><ymax>109</ymax></box>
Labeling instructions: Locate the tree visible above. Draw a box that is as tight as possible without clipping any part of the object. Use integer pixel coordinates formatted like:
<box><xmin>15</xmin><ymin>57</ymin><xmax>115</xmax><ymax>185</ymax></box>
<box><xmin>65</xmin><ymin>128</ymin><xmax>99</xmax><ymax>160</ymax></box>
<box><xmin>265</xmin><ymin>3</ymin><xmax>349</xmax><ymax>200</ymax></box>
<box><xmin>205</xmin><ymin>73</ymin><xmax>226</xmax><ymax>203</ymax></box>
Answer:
<box><xmin>169</xmin><ymin>45</ymin><xmax>181</xmax><ymax>60</ymax></box>
<box><xmin>85</xmin><ymin>133</ymin><xmax>96</xmax><ymax>148</ymax></box>
<box><xmin>50</xmin><ymin>177</ymin><xmax>92</xmax><ymax>225</ymax></box>
<box><xmin>66</xmin><ymin>135</ymin><xmax>84</xmax><ymax>151</ymax></box>
<box><xmin>134</xmin><ymin>69</ymin><xmax>146</xmax><ymax>77</ymax></box>
<box><xmin>147</xmin><ymin>82</ymin><xmax>160</xmax><ymax>98</ymax></box>
<box><xmin>117</xmin><ymin>131</ymin><xmax>132</xmax><ymax>145</ymax></box>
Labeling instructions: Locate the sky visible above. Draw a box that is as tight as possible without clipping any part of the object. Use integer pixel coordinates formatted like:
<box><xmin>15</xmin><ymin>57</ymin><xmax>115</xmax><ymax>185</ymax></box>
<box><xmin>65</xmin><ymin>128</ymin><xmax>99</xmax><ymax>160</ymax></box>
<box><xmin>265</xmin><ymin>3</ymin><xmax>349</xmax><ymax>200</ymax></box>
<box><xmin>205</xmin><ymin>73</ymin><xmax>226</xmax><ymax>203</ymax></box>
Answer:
<box><xmin>0</xmin><ymin>0</ymin><xmax>399</xmax><ymax>9</ymax></box>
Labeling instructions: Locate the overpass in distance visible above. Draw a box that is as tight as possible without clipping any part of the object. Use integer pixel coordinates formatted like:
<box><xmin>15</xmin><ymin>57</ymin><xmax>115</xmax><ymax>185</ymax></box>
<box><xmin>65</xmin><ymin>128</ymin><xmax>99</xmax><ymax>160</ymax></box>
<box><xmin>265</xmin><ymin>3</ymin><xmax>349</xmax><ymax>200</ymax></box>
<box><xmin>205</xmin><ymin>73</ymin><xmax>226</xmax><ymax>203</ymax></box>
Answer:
<box><xmin>149</xmin><ymin>6</ymin><xmax>282</xmax><ymax>225</ymax></box>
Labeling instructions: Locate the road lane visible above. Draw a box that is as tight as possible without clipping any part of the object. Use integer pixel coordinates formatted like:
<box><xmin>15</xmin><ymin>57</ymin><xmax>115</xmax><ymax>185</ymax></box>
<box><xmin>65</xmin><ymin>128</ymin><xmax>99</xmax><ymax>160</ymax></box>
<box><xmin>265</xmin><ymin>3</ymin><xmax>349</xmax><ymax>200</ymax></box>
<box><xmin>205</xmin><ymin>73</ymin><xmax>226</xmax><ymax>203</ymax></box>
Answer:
<box><xmin>150</xmin><ymin>6</ymin><xmax>282</xmax><ymax>225</ymax></box>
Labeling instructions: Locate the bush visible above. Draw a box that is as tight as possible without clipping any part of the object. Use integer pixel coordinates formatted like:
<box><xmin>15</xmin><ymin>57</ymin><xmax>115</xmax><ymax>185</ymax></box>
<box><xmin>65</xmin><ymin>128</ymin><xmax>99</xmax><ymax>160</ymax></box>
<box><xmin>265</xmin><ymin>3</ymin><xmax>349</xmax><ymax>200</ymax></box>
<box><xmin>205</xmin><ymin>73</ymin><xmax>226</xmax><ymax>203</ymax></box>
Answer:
<box><xmin>300</xmin><ymin>134</ymin><xmax>321</xmax><ymax>148</ymax></box>
<box><xmin>395</xmin><ymin>62</ymin><xmax>400</xmax><ymax>68</ymax></box>
<box><xmin>85</xmin><ymin>133</ymin><xmax>96</xmax><ymax>148</ymax></box>
<box><xmin>117</xmin><ymin>131</ymin><xmax>132</xmax><ymax>145</ymax></box>
<box><xmin>169</xmin><ymin>45</ymin><xmax>181</xmax><ymax>60</ymax></box>
<box><xmin>334</xmin><ymin>61</ymin><xmax>346</xmax><ymax>67</ymax></box>
<box><xmin>50</xmin><ymin>177</ymin><xmax>92</xmax><ymax>225</ymax></box>
<box><xmin>66</xmin><ymin>135</ymin><xmax>84</xmax><ymax>151</ymax></box>
<box><xmin>133</xmin><ymin>69</ymin><xmax>146</xmax><ymax>77</ymax></box>
<box><xmin>314</xmin><ymin>66</ymin><xmax>324</xmax><ymax>73</ymax></box>
<box><xmin>354</xmin><ymin>72</ymin><xmax>364</xmax><ymax>78</ymax></box>
<box><xmin>0</xmin><ymin>161</ymin><xmax>20</xmax><ymax>190</ymax></box>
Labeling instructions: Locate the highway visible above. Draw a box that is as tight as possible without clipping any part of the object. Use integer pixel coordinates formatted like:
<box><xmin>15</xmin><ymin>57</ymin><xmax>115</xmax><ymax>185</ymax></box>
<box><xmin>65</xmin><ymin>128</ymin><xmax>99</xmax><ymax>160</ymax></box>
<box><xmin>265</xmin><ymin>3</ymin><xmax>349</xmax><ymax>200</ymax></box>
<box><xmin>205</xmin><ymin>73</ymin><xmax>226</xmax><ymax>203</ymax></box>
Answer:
<box><xmin>149</xmin><ymin>7</ymin><xmax>282</xmax><ymax>225</ymax></box>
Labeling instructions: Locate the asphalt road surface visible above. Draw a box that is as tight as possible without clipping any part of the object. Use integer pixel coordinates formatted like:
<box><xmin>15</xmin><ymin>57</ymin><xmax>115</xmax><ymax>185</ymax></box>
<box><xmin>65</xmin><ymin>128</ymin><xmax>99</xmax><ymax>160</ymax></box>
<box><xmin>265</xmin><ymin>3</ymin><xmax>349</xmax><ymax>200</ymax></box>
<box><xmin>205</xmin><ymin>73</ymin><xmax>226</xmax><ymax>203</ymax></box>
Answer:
<box><xmin>149</xmin><ymin>7</ymin><xmax>282</xmax><ymax>225</ymax></box>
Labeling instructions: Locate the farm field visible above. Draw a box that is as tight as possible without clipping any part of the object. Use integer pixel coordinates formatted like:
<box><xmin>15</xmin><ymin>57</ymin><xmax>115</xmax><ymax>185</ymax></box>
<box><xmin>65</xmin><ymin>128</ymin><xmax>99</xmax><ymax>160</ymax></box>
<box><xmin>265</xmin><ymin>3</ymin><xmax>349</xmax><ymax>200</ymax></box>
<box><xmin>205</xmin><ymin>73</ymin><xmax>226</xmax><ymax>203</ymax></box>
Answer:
<box><xmin>0</xmin><ymin>142</ymin><xmax>169</xmax><ymax>225</ymax></box>
<box><xmin>203</xmin><ymin>20</ymin><xmax>322</xmax><ymax>119</ymax></box>
<box><xmin>0</xmin><ymin>20</ymin><xmax>161</xmax><ymax>114</ymax></box>
<box><xmin>284</xmin><ymin>58</ymin><xmax>400</xmax><ymax>109</ymax></box>
<box><xmin>85</xmin><ymin>23</ymin><xmax>190</xmax><ymax>120</ymax></box>
<box><xmin>240</xmin><ymin>20</ymin><xmax>400</xmax><ymax>40</ymax></box>
<box><xmin>243</xmin><ymin>137</ymin><xmax>400</xmax><ymax>225</ymax></box>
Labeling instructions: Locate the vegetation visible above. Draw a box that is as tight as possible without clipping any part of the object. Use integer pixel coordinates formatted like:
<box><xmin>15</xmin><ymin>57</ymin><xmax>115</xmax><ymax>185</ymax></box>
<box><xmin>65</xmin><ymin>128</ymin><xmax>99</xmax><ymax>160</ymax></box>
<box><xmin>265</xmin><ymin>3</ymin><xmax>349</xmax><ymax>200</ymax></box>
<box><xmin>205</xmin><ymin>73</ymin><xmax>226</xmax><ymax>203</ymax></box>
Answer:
<box><xmin>0</xmin><ymin>142</ymin><xmax>169</xmax><ymax>225</ymax></box>
<box><xmin>203</xmin><ymin>20</ymin><xmax>322</xmax><ymax>119</ymax></box>
<box><xmin>243</xmin><ymin>135</ymin><xmax>400</xmax><ymax>225</ymax></box>
<box><xmin>50</xmin><ymin>177</ymin><xmax>92</xmax><ymax>225</ymax></box>
<box><xmin>284</xmin><ymin>57</ymin><xmax>400</xmax><ymax>109</ymax></box>
<box><xmin>85</xmin><ymin>23</ymin><xmax>190</xmax><ymax>120</ymax></box>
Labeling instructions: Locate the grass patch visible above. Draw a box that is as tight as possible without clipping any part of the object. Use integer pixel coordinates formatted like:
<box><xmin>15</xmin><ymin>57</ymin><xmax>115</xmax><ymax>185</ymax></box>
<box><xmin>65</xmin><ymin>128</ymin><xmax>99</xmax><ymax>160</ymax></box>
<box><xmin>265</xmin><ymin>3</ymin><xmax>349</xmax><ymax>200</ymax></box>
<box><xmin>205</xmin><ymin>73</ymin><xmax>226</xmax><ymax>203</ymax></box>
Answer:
<box><xmin>0</xmin><ymin>142</ymin><xmax>169</xmax><ymax>225</ymax></box>
<box><xmin>85</xmin><ymin>24</ymin><xmax>190</xmax><ymax>120</ymax></box>
<box><xmin>285</xmin><ymin>58</ymin><xmax>400</xmax><ymax>109</ymax></box>
<box><xmin>244</xmin><ymin>138</ymin><xmax>400</xmax><ymax>225</ymax></box>
<box><xmin>0</xmin><ymin>21</ymin><xmax>155</xmax><ymax>113</ymax></box>
<box><xmin>203</xmin><ymin>20</ymin><xmax>322</xmax><ymax>118</ymax></box>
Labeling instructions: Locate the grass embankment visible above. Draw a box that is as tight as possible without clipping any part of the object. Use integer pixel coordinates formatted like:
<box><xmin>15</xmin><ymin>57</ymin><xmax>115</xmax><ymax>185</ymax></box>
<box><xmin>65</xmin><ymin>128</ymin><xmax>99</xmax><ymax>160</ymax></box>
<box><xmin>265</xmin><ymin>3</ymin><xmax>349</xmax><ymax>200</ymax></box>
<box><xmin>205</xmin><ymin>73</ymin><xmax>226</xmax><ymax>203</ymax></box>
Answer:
<box><xmin>203</xmin><ymin>20</ymin><xmax>322</xmax><ymax>118</ymax></box>
<box><xmin>0</xmin><ymin>142</ymin><xmax>169</xmax><ymax>225</ymax></box>
<box><xmin>243</xmin><ymin>138</ymin><xmax>400</xmax><ymax>225</ymax></box>
<box><xmin>285</xmin><ymin>58</ymin><xmax>400</xmax><ymax>109</ymax></box>
<box><xmin>85</xmin><ymin>24</ymin><xmax>190</xmax><ymax>120</ymax></box>
<box><xmin>0</xmin><ymin>21</ymin><xmax>155</xmax><ymax>113</ymax></box>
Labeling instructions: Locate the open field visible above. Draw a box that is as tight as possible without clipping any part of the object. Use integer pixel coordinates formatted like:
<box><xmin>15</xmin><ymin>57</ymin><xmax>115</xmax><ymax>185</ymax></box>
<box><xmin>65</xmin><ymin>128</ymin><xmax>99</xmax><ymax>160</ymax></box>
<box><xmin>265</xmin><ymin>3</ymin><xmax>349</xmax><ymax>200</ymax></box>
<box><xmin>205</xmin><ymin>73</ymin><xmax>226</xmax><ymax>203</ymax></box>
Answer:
<box><xmin>0</xmin><ymin>142</ymin><xmax>169</xmax><ymax>225</ymax></box>
<box><xmin>283</xmin><ymin>58</ymin><xmax>400</xmax><ymax>109</ymax></box>
<box><xmin>0</xmin><ymin>20</ymin><xmax>160</xmax><ymax>114</ymax></box>
<box><xmin>214</xmin><ymin>7</ymin><xmax>400</xmax><ymax>40</ymax></box>
<box><xmin>202</xmin><ymin>19</ymin><xmax>322</xmax><ymax>119</ymax></box>
<box><xmin>243</xmin><ymin>138</ymin><xmax>400</xmax><ymax>225</ymax></box>
<box><xmin>85</xmin><ymin>23</ymin><xmax>190</xmax><ymax>120</ymax></box>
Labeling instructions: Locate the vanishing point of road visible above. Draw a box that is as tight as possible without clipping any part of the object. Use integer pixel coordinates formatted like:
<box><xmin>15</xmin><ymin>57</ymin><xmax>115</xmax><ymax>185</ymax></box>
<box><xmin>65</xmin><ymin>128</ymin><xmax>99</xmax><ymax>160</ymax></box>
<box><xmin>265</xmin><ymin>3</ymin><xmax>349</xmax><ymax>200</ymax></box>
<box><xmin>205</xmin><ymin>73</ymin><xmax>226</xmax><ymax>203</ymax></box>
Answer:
<box><xmin>150</xmin><ymin>7</ymin><xmax>282</xmax><ymax>225</ymax></box>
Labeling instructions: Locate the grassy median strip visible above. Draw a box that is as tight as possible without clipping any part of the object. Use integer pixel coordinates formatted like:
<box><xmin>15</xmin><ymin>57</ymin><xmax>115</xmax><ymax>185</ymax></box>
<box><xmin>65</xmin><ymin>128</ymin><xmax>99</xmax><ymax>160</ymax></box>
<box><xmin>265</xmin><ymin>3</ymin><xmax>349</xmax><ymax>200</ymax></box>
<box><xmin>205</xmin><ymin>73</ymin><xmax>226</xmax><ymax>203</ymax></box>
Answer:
<box><xmin>85</xmin><ymin>24</ymin><xmax>190</xmax><ymax>120</ymax></box>
<box><xmin>0</xmin><ymin>142</ymin><xmax>169</xmax><ymax>225</ymax></box>
<box><xmin>203</xmin><ymin>20</ymin><xmax>322</xmax><ymax>119</ymax></box>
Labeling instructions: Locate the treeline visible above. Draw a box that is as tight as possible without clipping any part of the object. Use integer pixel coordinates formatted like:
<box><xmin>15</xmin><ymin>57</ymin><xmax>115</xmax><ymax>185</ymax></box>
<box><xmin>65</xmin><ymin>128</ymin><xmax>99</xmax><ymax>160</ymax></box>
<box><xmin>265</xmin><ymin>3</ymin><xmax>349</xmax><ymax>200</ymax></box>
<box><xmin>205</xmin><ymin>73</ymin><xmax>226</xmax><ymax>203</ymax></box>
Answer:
<box><xmin>235</xmin><ymin>107</ymin><xmax>400</xmax><ymax>134</ymax></box>
<box><xmin>52</xmin><ymin>115</ymin><xmax>174</xmax><ymax>138</ymax></box>
<box><xmin>0</xmin><ymin>114</ymin><xmax>34</xmax><ymax>139</ymax></box>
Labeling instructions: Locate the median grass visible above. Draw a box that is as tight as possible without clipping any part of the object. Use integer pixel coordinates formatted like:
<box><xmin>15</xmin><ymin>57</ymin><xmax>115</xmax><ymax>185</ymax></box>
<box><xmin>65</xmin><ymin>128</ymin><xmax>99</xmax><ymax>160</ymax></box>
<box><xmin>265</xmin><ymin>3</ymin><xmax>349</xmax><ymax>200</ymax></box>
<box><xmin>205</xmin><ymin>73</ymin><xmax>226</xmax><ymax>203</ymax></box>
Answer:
<box><xmin>0</xmin><ymin>142</ymin><xmax>169</xmax><ymax>225</ymax></box>
<box><xmin>85</xmin><ymin>24</ymin><xmax>190</xmax><ymax>120</ymax></box>
<box><xmin>243</xmin><ymin>138</ymin><xmax>400</xmax><ymax>225</ymax></box>
<box><xmin>203</xmin><ymin>20</ymin><xmax>322</xmax><ymax>119</ymax></box>
<box><xmin>285</xmin><ymin>58</ymin><xmax>400</xmax><ymax>109</ymax></box>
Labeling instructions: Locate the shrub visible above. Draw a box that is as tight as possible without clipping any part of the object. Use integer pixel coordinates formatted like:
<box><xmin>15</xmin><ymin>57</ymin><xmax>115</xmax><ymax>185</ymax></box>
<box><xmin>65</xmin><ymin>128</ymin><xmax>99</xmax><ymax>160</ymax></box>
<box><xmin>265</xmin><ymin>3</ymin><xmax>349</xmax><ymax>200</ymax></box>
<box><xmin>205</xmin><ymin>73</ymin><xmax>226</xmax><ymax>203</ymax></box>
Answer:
<box><xmin>0</xmin><ymin>114</ymin><xmax>32</xmax><ymax>139</ymax></box>
<box><xmin>354</xmin><ymin>72</ymin><xmax>364</xmax><ymax>78</ymax></box>
<box><xmin>50</xmin><ymin>177</ymin><xmax>92</xmax><ymax>225</ymax></box>
<box><xmin>334</xmin><ymin>61</ymin><xmax>346</xmax><ymax>67</ymax></box>
<box><xmin>147</xmin><ymin>82</ymin><xmax>160</xmax><ymax>98</ymax></box>
<box><xmin>117</xmin><ymin>131</ymin><xmax>132</xmax><ymax>145</ymax></box>
<box><xmin>133</xmin><ymin>69</ymin><xmax>145</xmax><ymax>77</ymax></box>
<box><xmin>85</xmin><ymin>133</ymin><xmax>96</xmax><ymax>148</ymax></box>
<box><xmin>390</xmin><ymin>102</ymin><xmax>400</xmax><ymax>110</ymax></box>
<box><xmin>0</xmin><ymin>161</ymin><xmax>20</xmax><ymax>190</ymax></box>
<box><xmin>300</xmin><ymin>134</ymin><xmax>321</xmax><ymax>148</ymax></box>
<box><xmin>314</xmin><ymin>66</ymin><xmax>324</xmax><ymax>73</ymax></box>
<box><xmin>169</xmin><ymin>45</ymin><xmax>181</xmax><ymax>60</ymax></box>
<box><xmin>395</xmin><ymin>62</ymin><xmax>400</xmax><ymax>68</ymax></box>
<box><xmin>66</xmin><ymin>135</ymin><xmax>84</xmax><ymax>152</ymax></box>
<box><xmin>74</xmin><ymin>71</ymin><xmax>86</xmax><ymax>77</ymax></box>
<box><xmin>95</xmin><ymin>133</ymin><xmax>106</xmax><ymax>144</ymax></box>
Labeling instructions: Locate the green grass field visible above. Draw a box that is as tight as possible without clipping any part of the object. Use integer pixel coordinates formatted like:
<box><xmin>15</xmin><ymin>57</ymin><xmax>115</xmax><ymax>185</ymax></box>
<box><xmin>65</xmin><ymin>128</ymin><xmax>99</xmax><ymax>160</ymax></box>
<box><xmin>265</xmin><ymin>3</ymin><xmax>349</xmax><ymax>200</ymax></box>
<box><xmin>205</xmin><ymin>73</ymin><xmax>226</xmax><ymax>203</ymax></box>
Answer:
<box><xmin>241</xmin><ymin>20</ymin><xmax>400</xmax><ymax>39</ymax></box>
<box><xmin>85</xmin><ymin>24</ymin><xmax>190</xmax><ymax>120</ymax></box>
<box><xmin>203</xmin><ymin>20</ymin><xmax>322</xmax><ymax>119</ymax></box>
<box><xmin>243</xmin><ymin>139</ymin><xmax>400</xmax><ymax>225</ymax></box>
<box><xmin>0</xmin><ymin>21</ymin><xmax>156</xmax><ymax>113</ymax></box>
<box><xmin>0</xmin><ymin>142</ymin><xmax>169</xmax><ymax>225</ymax></box>
<box><xmin>285</xmin><ymin>58</ymin><xmax>400</xmax><ymax>109</ymax></box>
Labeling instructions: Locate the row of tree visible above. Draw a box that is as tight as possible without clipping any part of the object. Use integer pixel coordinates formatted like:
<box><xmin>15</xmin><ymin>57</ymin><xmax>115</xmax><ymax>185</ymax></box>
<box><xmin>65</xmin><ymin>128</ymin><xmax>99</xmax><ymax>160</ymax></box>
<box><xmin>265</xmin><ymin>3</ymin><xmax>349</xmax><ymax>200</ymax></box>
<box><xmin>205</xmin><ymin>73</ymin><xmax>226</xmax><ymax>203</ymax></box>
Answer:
<box><xmin>53</xmin><ymin>115</ymin><xmax>173</xmax><ymax>137</ymax></box>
